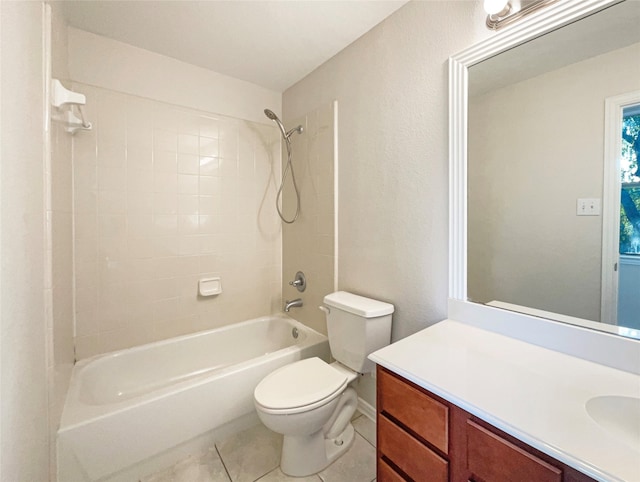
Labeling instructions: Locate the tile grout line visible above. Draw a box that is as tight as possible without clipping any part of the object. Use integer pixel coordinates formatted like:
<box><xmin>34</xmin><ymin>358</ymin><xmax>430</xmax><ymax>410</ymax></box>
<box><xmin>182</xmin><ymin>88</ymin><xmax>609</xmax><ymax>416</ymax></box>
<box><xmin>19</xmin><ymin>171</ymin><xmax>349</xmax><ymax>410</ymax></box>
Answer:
<box><xmin>214</xmin><ymin>444</ymin><xmax>234</xmax><ymax>482</ymax></box>
<box><xmin>212</xmin><ymin>419</ymin><xmax>375</xmax><ymax>482</ymax></box>
<box><xmin>251</xmin><ymin>466</ymin><xmax>273</xmax><ymax>482</ymax></box>
<box><xmin>353</xmin><ymin>423</ymin><xmax>377</xmax><ymax>450</ymax></box>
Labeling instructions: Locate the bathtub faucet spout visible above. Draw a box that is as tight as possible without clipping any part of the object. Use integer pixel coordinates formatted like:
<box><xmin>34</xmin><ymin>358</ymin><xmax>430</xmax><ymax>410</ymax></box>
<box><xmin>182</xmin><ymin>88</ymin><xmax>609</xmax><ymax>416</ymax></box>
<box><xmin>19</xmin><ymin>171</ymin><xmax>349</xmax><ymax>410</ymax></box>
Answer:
<box><xmin>284</xmin><ymin>298</ymin><xmax>303</xmax><ymax>312</ymax></box>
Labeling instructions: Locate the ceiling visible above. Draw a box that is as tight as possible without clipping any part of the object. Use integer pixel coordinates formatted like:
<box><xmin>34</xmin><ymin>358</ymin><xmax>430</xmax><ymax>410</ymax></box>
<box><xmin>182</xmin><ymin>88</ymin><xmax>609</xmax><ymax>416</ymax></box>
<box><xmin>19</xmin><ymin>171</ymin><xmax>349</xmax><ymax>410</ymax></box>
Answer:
<box><xmin>60</xmin><ymin>0</ymin><xmax>409</xmax><ymax>92</ymax></box>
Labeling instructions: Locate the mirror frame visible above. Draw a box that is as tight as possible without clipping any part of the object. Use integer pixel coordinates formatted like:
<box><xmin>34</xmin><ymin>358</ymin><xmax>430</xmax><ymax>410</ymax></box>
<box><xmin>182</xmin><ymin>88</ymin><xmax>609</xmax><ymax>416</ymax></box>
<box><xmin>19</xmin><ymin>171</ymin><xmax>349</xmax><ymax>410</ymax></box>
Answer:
<box><xmin>448</xmin><ymin>0</ymin><xmax>640</xmax><ymax>373</ymax></box>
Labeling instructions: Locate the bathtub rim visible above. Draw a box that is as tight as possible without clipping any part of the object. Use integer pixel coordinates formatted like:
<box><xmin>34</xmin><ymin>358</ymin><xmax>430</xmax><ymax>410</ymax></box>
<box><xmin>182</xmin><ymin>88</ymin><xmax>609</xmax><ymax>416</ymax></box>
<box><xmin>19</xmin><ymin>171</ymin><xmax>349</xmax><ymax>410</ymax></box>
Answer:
<box><xmin>75</xmin><ymin>314</ymin><xmax>313</xmax><ymax>368</ymax></box>
<box><xmin>59</xmin><ymin>315</ymin><xmax>327</xmax><ymax>432</ymax></box>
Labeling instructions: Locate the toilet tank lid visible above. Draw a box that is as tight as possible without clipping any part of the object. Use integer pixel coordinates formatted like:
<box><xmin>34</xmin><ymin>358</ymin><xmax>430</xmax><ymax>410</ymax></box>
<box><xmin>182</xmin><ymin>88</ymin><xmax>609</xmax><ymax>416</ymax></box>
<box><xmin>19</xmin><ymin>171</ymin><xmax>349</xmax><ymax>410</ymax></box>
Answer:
<box><xmin>323</xmin><ymin>291</ymin><xmax>394</xmax><ymax>318</ymax></box>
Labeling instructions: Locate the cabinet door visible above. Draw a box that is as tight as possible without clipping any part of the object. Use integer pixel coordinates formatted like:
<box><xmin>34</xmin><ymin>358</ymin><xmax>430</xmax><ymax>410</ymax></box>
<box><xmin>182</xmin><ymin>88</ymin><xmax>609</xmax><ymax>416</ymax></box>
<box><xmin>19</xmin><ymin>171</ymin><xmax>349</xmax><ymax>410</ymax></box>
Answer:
<box><xmin>467</xmin><ymin>421</ymin><xmax>562</xmax><ymax>482</ymax></box>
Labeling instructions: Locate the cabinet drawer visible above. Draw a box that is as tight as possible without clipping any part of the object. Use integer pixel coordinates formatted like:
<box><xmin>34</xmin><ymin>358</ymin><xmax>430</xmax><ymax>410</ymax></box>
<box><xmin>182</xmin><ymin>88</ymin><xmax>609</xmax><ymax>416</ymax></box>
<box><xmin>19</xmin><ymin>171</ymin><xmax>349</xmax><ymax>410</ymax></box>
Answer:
<box><xmin>378</xmin><ymin>457</ymin><xmax>407</xmax><ymax>482</ymax></box>
<box><xmin>467</xmin><ymin>420</ymin><xmax>562</xmax><ymax>482</ymax></box>
<box><xmin>379</xmin><ymin>415</ymin><xmax>448</xmax><ymax>482</ymax></box>
<box><xmin>379</xmin><ymin>368</ymin><xmax>449</xmax><ymax>453</ymax></box>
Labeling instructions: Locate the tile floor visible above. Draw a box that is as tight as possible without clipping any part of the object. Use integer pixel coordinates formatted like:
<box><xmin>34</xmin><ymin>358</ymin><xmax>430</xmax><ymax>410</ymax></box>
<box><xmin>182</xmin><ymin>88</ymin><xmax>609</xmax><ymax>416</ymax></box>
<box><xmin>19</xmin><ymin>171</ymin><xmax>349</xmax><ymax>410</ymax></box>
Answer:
<box><xmin>141</xmin><ymin>413</ymin><xmax>377</xmax><ymax>482</ymax></box>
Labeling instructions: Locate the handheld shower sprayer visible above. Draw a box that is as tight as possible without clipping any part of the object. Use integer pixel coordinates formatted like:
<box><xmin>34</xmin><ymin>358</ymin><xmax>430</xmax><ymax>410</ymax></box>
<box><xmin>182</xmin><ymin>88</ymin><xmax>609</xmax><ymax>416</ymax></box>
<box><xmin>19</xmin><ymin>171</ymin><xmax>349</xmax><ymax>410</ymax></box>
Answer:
<box><xmin>264</xmin><ymin>109</ymin><xmax>303</xmax><ymax>139</ymax></box>
<box><xmin>264</xmin><ymin>109</ymin><xmax>303</xmax><ymax>224</ymax></box>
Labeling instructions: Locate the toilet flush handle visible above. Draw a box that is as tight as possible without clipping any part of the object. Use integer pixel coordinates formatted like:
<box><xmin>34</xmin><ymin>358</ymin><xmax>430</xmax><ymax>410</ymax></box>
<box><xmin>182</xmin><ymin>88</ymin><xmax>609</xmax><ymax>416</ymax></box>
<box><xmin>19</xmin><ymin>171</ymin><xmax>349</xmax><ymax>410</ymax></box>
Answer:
<box><xmin>318</xmin><ymin>305</ymin><xmax>330</xmax><ymax>315</ymax></box>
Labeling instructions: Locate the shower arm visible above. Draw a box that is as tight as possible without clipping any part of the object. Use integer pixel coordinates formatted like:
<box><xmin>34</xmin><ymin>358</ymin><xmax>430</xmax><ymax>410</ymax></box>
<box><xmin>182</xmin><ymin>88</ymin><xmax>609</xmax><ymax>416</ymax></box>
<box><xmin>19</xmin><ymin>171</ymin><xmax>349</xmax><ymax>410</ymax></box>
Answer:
<box><xmin>285</xmin><ymin>126</ymin><xmax>303</xmax><ymax>138</ymax></box>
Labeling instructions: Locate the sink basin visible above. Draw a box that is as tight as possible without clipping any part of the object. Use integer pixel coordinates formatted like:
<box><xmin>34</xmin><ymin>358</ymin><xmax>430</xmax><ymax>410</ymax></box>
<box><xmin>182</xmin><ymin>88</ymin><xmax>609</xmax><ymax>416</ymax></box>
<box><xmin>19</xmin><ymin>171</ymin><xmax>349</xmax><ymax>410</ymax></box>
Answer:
<box><xmin>586</xmin><ymin>395</ymin><xmax>640</xmax><ymax>452</ymax></box>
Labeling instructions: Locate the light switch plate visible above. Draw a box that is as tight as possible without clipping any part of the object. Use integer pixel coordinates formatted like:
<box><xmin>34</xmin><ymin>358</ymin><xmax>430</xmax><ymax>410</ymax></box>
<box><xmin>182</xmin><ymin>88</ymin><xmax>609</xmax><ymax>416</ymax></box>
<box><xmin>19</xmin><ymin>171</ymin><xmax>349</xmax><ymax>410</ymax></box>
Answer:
<box><xmin>577</xmin><ymin>198</ymin><xmax>601</xmax><ymax>216</ymax></box>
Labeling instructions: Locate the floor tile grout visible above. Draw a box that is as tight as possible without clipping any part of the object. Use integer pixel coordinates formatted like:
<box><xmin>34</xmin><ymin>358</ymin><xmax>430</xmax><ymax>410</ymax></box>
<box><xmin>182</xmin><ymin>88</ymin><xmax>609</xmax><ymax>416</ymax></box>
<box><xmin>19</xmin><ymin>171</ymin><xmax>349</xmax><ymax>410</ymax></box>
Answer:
<box><xmin>214</xmin><ymin>444</ymin><xmax>233</xmax><ymax>482</ymax></box>
<box><xmin>353</xmin><ymin>425</ymin><xmax>376</xmax><ymax>447</ymax></box>
<box><xmin>146</xmin><ymin>416</ymin><xmax>377</xmax><ymax>482</ymax></box>
<box><xmin>353</xmin><ymin>416</ymin><xmax>377</xmax><ymax>450</ymax></box>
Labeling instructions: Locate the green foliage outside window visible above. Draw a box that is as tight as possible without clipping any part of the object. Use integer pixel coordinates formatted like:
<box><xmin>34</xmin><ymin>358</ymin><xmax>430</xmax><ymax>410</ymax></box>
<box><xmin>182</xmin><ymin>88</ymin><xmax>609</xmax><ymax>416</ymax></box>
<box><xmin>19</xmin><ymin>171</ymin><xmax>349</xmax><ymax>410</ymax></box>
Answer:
<box><xmin>620</xmin><ymin>112</ymin><xmax>640</xmax><ymax>254</ymax></box>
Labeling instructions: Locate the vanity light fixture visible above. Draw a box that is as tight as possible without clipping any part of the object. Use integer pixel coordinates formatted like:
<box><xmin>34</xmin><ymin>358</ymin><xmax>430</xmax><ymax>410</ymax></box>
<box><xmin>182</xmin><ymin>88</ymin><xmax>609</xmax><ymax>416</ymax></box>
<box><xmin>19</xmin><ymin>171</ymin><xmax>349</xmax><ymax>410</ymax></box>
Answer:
<box><xmin>484</xmin><ymin>0</ymin><xmax>511</xmax><ymax>16</ymax></box>
<box><xmin>484</xmin><ymin>0</ymin><xmax>560</xmax><ymax>30</ymax></box>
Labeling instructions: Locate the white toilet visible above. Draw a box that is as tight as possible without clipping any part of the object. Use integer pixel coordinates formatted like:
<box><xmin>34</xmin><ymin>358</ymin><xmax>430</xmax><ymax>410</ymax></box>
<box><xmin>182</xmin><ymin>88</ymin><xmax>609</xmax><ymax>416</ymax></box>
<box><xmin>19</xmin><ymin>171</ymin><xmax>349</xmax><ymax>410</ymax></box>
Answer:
<box><xmin>253</xmin><ymin>291</ymin><xmax>394</xmax><ymax>477</ymax></box>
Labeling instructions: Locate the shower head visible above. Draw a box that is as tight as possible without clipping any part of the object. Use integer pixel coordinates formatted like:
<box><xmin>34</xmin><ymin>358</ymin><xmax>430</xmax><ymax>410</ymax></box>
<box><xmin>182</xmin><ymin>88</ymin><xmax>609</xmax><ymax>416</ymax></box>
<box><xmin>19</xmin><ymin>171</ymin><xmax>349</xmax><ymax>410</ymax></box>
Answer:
<box><xmin>264</xmin><ymin>108</ymin><xmax>279</xmax><ymax>121</ymax></box>
<box><xmin>264</xmin><ymin>109</ymin><xmax>288</xmax><ymax>140</ymax></box>
<box><xmin>264</xmin><ymin>108</ymin><xmax>303</xmax><ymax>140</ymax></box>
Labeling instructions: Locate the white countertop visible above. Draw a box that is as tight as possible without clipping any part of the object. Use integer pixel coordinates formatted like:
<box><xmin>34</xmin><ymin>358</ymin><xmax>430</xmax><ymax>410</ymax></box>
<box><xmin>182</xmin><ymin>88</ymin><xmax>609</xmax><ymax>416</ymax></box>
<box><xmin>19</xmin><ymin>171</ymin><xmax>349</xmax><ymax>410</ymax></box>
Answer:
<box><xmin>369</xmin><ymin>319</ymin><xmax>640</xmax><ymax>482</ymax></box>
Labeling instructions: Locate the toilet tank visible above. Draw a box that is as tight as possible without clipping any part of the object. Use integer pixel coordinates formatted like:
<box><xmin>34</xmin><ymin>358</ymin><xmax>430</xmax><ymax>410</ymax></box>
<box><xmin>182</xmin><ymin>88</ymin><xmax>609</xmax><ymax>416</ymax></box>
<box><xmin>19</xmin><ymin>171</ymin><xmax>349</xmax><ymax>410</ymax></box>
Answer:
<box><xmin>323</xmin><ymin>291</ymin><xmax>394</xmax><ymax>374</ymax></box>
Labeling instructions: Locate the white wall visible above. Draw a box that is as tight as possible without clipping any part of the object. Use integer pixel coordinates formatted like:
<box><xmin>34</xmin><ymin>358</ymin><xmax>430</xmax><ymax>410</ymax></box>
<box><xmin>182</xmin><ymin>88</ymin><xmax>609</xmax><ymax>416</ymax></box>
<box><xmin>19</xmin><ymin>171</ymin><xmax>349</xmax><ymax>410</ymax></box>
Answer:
<box><xmin>283</xmin><ymin>1</ymin><xmax>488</xmax><ymax>404</ymax></box>
<box><xmin>468</xmin><ymin>42</ymin><xmax>640</xmax><ymax>322</ymax></box>
<box><xmin>0</xmin><ymin>1</ymin><xmax>49</xmax><ymax>479</ymax></box>
<box><xmin>285</xmin><ymin>0</ymin><xmax>487</xmax><ymax>341</ymax></box>
<box><xmin>48</xmin><ymin>5</ymin><xmax>75</xmax><ymax>479</ymax></box>
<box><xmin>67</xmin><ymin>27</ymin><xmax>281</xmax><ymax>125</ymax></box>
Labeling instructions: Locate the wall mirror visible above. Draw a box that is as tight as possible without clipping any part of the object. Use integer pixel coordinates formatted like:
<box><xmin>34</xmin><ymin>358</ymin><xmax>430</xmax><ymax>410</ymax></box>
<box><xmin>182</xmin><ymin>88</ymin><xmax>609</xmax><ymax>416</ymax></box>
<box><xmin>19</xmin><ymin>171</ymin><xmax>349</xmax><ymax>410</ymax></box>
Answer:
<box><xmin>450</xmin><ymin>0</ymin><xmax>640</xmax><ymax>340</ymax></box>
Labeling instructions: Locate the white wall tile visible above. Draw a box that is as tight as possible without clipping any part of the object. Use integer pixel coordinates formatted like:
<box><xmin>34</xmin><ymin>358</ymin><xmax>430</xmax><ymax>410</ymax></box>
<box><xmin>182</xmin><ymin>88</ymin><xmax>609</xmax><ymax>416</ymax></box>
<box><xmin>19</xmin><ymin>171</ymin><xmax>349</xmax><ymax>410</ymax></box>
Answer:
<box><xmin>178</xmin><ymin>214</ymin><xmax>199</xmax><ymax>234</ymax></box>
<box><xmin>153</xmin><ymin>236</ymin><xmax>179</xmax><ymax>257</ymax></box>
<box><xmin>98</xmin><ymin>190</ymin><xmax>127</xmax><ymax>214</ymax></box>
<box><xmin>153</xmin><ymin>214</ymin><xmax>178</xmax><ymax>236</ymax></box>
<box><xmin>97</xmin><ymin>140</ymin><xmax>126</xmax><ymax>168</ymax></box>
<box><xmin>153</xmin><ymin>193</ymin><xmax>178</xmax><ymax>215</ymax></box>
<box><xmin>220</xmin><ymin>136</ymin><xmax>238</xmax><ymax>160</ymax></box>
<box><xmin>218</xmin><ymin>158</ymin><xmax>238</xmax><ymax>178</ymax></box>
<box><xmin>128</xmin><ymin>213</ymin><xmax>154</xmax><ymax>238</ymax></box>
<box><xmin>128</xmin><ymin>168</ymin><xmax>153</xmax><ymax>193</ymax></box>
<box><xmin>199</xmin><ymin>195</ymin><xmax>221</xmax><ymax>216</ymax></box>
<box><xmin>74</xmin><ymin>188</ymin><xmax>97</xmax><ymax>214</ymax></box>
<box><xmin>178</xmin><ymin>195</ymin><xmax>199</xmax><ymax>215</ymax></box>
<box><xmin>178</xmin><ymin>174</ymin><xmax>199</xmax><ymax>194</ymax></box>
<box><xmin>177</xmin><ymin>112</ymin><xmax>200</xmax><ymax>136</ymax></box>
<box><xmin>73</xmin><ymin>84</ymin><xmax>282</xmax><ymax>357</ymax></box>
<box><xmin>198</xmin><ymin>175</ymin><xmax>219</xmax><ymax>195</ymax></box>
<box><xmin>98</xmin><ymin>235</ymin><xmax>128</xmax><ymax>261</ymax></box>
<box><xmin>178</xmin><ymin>235</ymin><xmax>200</xmax><ymax>256</ymax></box>
<box><xmin>199</xmin><ymin>117</ymin><xmax>219</xmax><ymax>139</ymax></box>
<box><xmin>154</xmin><ymin>150</ymin><xmax>177</xmax><ymax>172</ymax></box>
<box><xmin>154</xmin><ymin>128</ymin><xmax>178</xmax><ymax>152</ymax></box>
<box><xmin>199</xmin><ymin>137</ymin><xmax>219</xmax><ymax>157</ymax></box>
<box><xmin>178</xmin><ymin>134</ymin><xmax>199</xmax><ymax>155</ymax></box>
<box><xmin>154</xmin><ymin>106</ymin><xmax>179</xmax><ymax>131</ymax></box>
<box><xmin>98</xmin><ymin>214</ymin><xmax>127</xmax><ymax>238</ymax></box>
<box><xmin>178</xmin><ymin>153</ymin><xmax>200</xmax><ymax>175</ymax></box>
<box><xmin>127</xmin><ymin>145</ymin><xmax>153</xmax><ymax>170</ymax></box>
<box><xmin>153</xmin><ymin>171</ymin><xmax>178</xmax><ymax>193</ymax></box>
<box><xmin>199</xmin><ymin>156</ymin><xmax>220</xmax><ymax>176</ymax></box>
<box><xmin>128</xmin><ymin>236</ymin><xmax>155</xmax><ymax>258</ymax></box>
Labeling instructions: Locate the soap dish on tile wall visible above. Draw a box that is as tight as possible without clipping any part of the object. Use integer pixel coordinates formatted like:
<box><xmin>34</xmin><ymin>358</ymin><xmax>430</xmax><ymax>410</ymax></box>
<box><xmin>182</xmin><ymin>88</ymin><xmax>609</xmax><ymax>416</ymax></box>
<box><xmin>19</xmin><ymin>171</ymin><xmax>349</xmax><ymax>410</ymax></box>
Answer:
<box><xmin>199</xmin><ymin>277</ymin><xmax>222</xmax><ymax>296</ymax></box>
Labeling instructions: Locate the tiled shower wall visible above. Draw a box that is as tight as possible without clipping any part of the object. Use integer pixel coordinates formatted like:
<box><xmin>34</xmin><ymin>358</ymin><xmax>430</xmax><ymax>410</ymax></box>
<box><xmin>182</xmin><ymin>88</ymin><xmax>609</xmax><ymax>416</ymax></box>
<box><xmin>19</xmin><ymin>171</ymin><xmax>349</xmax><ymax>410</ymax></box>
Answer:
<box><xmin>282</xmin><ymin>102</ymin><xmax>336</xmax><ymax>334</ymax></box>
<box><xmin>72</xmin><ymin>83</ymin><xmax>282</xmax><ymax>359</ymax></box>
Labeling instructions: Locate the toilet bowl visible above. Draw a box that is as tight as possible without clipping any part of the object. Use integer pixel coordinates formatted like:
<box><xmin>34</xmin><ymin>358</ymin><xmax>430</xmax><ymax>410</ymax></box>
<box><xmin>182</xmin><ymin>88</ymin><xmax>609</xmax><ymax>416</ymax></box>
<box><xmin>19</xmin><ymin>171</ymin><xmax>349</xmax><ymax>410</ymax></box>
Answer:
<box><xmin>254</xmin><ymin>291</ymin><xmax>394</xmax><ymax>476</ymax></box>
<box><xmin>254</xmin><ymin>357</ymin><xmax>359</xmax><ymax>476</ymax></box>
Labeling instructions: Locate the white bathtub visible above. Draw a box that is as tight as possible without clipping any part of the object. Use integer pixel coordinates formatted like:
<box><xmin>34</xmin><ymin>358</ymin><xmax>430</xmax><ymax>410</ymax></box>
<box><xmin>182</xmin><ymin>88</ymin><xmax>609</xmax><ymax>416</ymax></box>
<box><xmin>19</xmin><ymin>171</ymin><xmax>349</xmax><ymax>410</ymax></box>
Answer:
<box><xmin>58</xmin><ymin>316</ymin><xmax>329</xmax><ymax>481</ymax></box>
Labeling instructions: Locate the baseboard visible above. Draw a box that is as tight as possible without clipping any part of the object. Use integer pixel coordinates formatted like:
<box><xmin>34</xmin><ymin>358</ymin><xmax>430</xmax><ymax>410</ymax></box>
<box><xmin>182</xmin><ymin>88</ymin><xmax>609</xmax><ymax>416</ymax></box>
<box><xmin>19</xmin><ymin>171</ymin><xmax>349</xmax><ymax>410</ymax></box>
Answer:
<box><xmin>357</xmin><ymin>397</ymin><xmax>376</xmax><ymax>422</ymax></box>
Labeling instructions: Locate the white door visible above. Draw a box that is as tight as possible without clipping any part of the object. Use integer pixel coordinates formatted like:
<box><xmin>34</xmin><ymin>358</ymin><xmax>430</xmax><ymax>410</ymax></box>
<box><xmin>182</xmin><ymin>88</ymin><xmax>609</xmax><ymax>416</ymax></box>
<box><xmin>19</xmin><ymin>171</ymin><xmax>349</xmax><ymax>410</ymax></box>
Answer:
<box><xmin>601</xmin><ymin>92</ymin><xmax>640</xmax><ymax>327</ymax></box>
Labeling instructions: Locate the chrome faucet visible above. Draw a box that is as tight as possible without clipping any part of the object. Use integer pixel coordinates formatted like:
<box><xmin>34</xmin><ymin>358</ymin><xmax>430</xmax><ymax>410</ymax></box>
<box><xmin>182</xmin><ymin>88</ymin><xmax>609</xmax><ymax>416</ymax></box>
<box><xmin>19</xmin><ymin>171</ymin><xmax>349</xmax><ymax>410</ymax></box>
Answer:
<box><xmin>284</xmin><ymin>298</ymin><xmax>303</xmax><ymax>312</ymax></box>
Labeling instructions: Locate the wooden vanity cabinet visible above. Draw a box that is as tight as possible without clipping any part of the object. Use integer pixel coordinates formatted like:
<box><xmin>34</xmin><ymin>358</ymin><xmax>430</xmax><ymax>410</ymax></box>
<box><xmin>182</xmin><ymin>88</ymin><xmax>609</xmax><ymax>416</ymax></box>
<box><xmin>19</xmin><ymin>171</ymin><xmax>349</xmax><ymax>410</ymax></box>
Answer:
<box><xmin>376</xmin><ymin>367</ymin><xmax>596</xmax><ymax>482</ymax></box>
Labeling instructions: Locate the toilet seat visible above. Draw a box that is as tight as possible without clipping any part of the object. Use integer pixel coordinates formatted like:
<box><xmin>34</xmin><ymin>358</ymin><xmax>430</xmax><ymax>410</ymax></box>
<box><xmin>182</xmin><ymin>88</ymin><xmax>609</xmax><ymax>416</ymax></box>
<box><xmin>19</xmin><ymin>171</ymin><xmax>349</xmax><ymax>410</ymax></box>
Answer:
<box><xmin>254</xmin><ymin>357</ymin><xmax>348</xmax><ymax>414</ymax></box>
